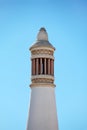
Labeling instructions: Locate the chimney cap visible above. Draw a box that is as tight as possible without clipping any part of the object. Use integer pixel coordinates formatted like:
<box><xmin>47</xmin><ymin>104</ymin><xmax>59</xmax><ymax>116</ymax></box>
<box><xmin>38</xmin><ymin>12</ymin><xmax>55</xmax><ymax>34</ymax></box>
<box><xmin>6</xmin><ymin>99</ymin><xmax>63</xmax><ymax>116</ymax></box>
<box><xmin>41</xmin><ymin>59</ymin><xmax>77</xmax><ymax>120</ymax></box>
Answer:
<box><xmin>37</xmin><ymin>27</ymin><xmax>48</xmax><ymax>41</ymax></box>
<box><xmin>30</xmin><ymin>27</ymin><xmax>55</xmax><ymax>50</ymax></box>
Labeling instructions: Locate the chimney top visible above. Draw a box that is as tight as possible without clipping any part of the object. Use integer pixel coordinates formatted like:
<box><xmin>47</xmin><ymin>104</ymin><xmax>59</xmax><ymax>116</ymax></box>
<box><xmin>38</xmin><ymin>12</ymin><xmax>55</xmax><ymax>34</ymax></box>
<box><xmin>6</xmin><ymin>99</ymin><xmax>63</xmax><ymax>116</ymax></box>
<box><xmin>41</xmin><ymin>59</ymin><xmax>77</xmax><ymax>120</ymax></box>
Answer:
<box><xmin>37</xmin><ymin>27</ymin><xmax>48</xmax><ymax>41</ymax></box>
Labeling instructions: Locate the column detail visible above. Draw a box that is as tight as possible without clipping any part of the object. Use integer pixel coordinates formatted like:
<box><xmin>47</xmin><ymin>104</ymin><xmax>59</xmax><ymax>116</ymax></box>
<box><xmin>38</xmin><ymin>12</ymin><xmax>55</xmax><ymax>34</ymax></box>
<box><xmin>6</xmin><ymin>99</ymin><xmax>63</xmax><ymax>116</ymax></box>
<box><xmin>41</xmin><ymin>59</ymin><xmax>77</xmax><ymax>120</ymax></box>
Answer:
<box><xmin>36</xmin><ymin>58</ymin><xmax>38</xmax><ymax>75</ymax></box>
<box><xmin>53</xmin><ymin>60</ymin><xmax>54</xmax><ymax>76</ymax></box>
<box><xmin>44</xmin><ymin>58</ymin><xmax>46</xmax><ymax>74</ymax></box>
<box><xmin>46</xmin><ymin>59</ymin><xmax>48</xmax><ymax>74</ymax></box>
<box><xmin>32</xmin><ymin>59</ymin><xmax>33</xmax><ymax>75</ymax></box>
<box><xmin>50</xmin><ymin>59</ymin><xmax>52</xmax><ymax>75</ymax></box>
<box><xmin>50</xmin><ymin>59</ymin><xmax>54</xmax><ymax>75</ymax></box>
<box><xmin>32</xmin><ymin>59</ymin><xmax>35</xmax><ymax>75</ymax></box>
<box><xmin>40</xmin><ymin>58</ymin><xmax>42</xmax><ymax>74</ymax></box>
<box><xmin>38</xmin><ymin>58</ymin><xmax>40</xmax><ymax>74</ymax></box>
<box><xmin>48</xmin><ymin>58</ymin><xmax>50</xmax><ymax>75</ymax></box>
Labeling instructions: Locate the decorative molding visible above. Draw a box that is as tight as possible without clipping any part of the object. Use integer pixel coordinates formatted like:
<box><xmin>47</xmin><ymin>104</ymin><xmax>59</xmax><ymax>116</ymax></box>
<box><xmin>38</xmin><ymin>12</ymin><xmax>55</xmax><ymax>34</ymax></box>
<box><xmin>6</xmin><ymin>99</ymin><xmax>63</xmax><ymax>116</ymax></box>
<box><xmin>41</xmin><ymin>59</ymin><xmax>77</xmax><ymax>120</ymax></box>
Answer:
<box><xmin>31</xmin><ymin>54</ymin><xmax>54</xmax><ymax>60</ymax></box>
<box><xmin>31</xmin><ymin>75</ymin><xmax>54</xmax><ymax>80</ymax></box>
<box><xmin>31</xmin><ymin>75</ymin><xmax>54</xmax><ymax>85</ymax></box>
<box><xmin>32</xmin><ymin>78</ymin><xmax>54</xmax><ymax>84</ymax></box>
<box><xmin>31</xmin><ymin>49</ymin><xmax>53</xmax><ymax>55</ymax></box>
<box><xmin>30</xmin><ymin>46</ymin><xmax>55</xmax><ymax>52</ymax></box>
<box><xmin>30</xmin><ymin>44</ymin><xmax>55</xmax><ymax>87</ymax></box>
<box><xmin>30</xmin><ymin>83</ymin><xmax>56</xmax><ymax>88</ymax></box>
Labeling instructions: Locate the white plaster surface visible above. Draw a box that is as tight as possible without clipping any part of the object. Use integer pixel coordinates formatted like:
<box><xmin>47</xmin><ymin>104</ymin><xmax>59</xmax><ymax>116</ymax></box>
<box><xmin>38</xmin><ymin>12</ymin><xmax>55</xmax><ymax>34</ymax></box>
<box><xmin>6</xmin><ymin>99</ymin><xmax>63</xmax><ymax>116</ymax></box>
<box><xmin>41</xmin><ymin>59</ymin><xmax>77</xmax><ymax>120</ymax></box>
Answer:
<box><xmin>37</xmin><ymin>28</ymin><xmax>48</xmax><ymax>41</ymax></box>
<box><xmin>26</xmin><ymin>87</ymin><xmax>58</xmax><ymax>130</ymax></box>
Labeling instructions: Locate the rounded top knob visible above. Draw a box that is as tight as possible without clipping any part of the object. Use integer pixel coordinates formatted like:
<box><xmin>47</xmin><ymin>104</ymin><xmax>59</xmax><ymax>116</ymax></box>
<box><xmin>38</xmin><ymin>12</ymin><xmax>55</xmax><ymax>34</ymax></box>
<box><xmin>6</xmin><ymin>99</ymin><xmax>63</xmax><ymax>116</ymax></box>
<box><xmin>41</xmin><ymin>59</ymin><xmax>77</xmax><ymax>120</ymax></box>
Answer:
<box><xmin>37</xmin><ymin>27</ymin><xmax>48</xmax><ymax>41</ymax></box>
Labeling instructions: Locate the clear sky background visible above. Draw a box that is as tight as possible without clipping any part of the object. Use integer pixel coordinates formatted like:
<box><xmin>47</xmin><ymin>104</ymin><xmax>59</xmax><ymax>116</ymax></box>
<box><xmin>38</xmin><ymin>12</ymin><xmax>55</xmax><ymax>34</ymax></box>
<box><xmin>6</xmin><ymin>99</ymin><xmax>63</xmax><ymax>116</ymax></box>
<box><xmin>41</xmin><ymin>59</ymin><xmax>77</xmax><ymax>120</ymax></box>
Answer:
<box><xmin>0</xmin><ymin>0</ymin><xmax>87</xmax><ymax>130</ymax></box>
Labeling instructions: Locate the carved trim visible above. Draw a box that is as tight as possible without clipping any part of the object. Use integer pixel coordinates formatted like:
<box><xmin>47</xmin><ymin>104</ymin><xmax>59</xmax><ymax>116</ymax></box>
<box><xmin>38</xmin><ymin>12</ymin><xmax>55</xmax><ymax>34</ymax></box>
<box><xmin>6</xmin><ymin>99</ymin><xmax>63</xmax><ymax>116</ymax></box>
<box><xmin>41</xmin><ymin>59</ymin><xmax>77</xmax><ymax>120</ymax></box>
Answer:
<box><xmin>31</xmin><ymin>54</ymin><xmax>54</xmax><ymax>60</ymax></box>
<box><xmin>31</xmin><ymin>75</ymin><xmax>54</xmax><ymax>84</ymax></box>
<box><xmin>31</xmin><ymin>49</ymin><xmax>53</xmax><ymax>55</ymax></box>
<box><xmin>32</xmin><ymin>78</ymin><xmax>54</xmax><ymax>84</ymax></box>
<box><xmin>30</xmin><ymin>46</ymin><xmax>55</xmax><ymax>52</ymax></box>
<box><xmin>30</xmin><ymin>46</ymin><xmax>55</xmax><ymax>88</ymax></box>
<box><xmin>31</xmin><ymin>75</ymin><xmax>54</xmax><ymax>80</ymax></box>
<box><xmin>30</xmin><ymin>83</ymin><xmax>56</xmax><ymax>88</ymax></box>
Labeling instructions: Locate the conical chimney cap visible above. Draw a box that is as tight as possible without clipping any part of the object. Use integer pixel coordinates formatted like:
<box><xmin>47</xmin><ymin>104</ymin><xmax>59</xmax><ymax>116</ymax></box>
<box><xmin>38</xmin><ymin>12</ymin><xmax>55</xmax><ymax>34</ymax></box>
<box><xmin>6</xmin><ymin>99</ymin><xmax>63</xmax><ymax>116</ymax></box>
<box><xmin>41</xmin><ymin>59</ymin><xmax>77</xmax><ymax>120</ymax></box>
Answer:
<box><xmin>37</xmin><ymin>27</ymin><xmax>48</xmax><ymax>41</ymax></box>
<box><xmin>30</xmin><ymin>27</ymin><xmax>55</xmax><ymax>50</ymax></box>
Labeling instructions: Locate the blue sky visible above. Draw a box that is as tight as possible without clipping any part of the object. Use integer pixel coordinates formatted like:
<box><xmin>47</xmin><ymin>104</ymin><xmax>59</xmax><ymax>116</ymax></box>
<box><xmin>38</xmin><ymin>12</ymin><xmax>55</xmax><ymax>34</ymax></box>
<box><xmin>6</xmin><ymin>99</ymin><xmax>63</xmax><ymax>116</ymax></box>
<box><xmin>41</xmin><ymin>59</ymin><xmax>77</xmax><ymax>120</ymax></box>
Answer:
<box><xmin>0</xmin><ymin>0</ymin><xmax>87</xmax><ymax>130</ymax></box>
